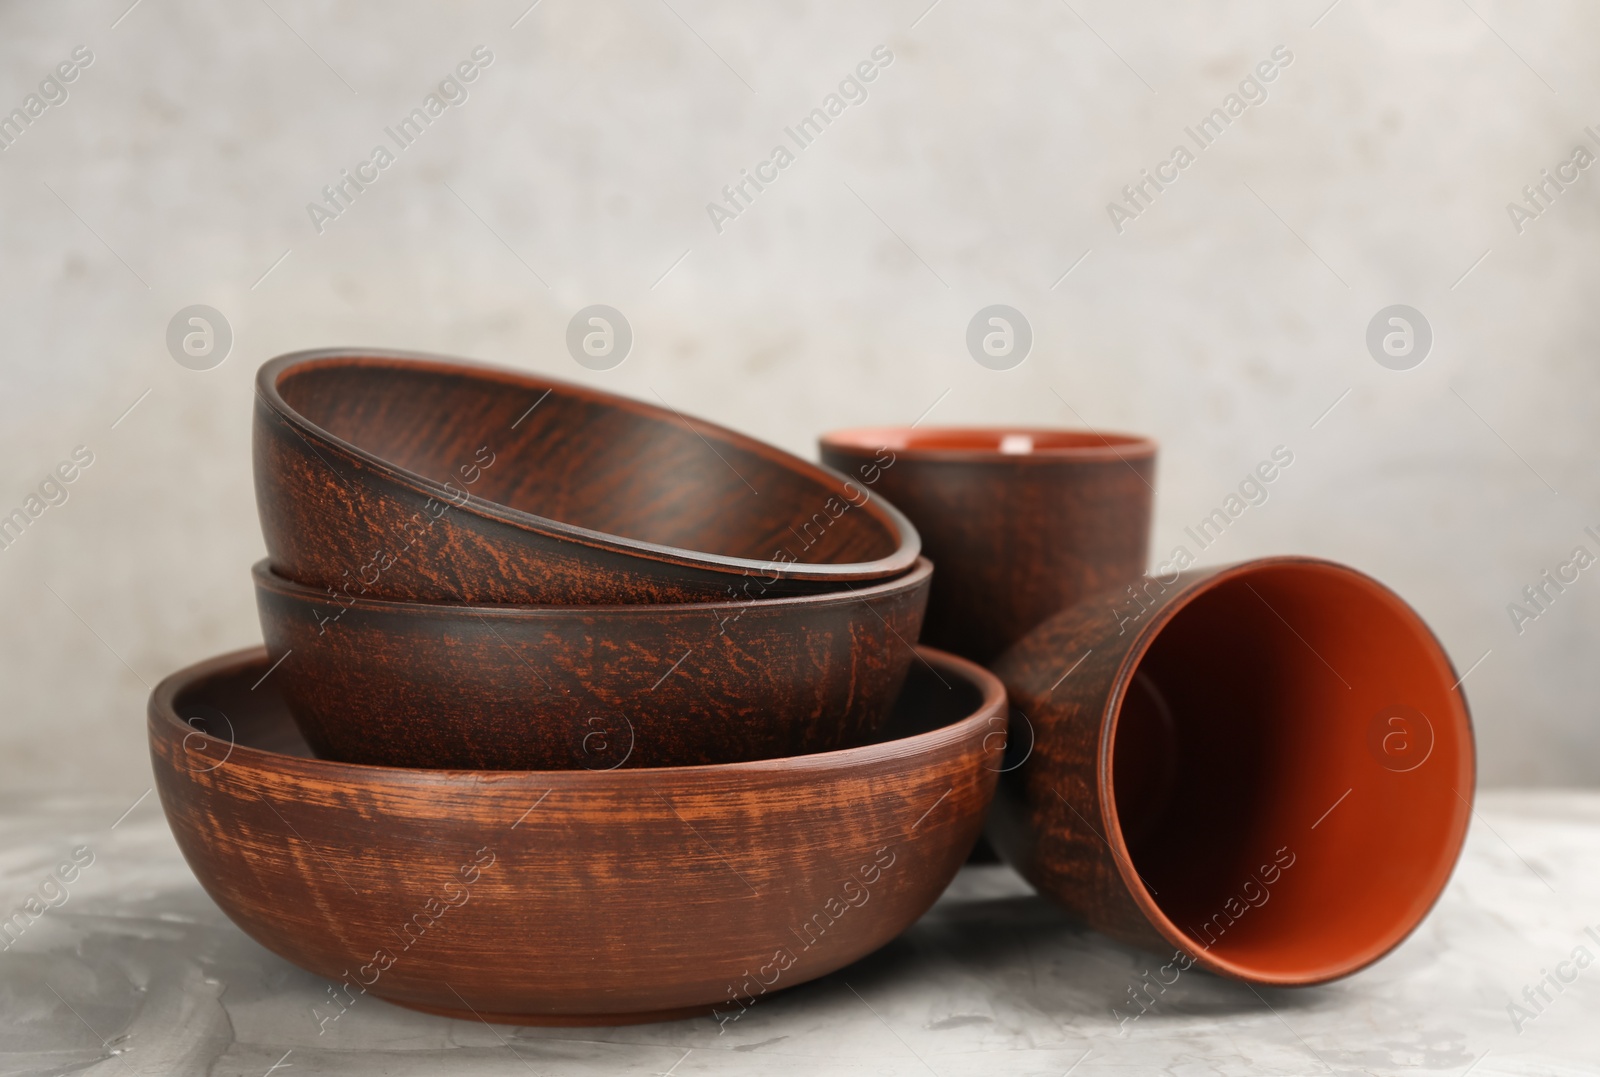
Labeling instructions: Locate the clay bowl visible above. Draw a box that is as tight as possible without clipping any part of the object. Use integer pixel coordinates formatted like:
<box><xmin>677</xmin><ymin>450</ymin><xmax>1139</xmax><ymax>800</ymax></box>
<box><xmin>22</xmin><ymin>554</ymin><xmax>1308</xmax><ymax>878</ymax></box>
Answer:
<box><xmin>820</xmin><ymin>427</ymin><xmax>1156</xmax><ymax>665</ymax></box>
<box><xmin>256</xmin><ymin>349</ymin><xmax>919</xmax><ymax>604</ymax></box>
<box><xmin>150</xmin><ymin>645</ymin><xmax>1004</xmax><ymax>1025</ymax></box>
<box><xmin>253</xmin><ymin>557</ymin><xmax>932</xmax><ymax>769</ymax></box>
<box><xmin>988</xmin><ymin>556</ymin><xmax>1475</xmax><ymax>986</ymax></box>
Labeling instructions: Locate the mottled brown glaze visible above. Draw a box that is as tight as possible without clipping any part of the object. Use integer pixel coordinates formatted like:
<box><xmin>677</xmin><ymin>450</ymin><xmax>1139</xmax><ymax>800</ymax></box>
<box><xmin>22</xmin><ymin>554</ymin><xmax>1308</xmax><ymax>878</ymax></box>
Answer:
<box><xmin>988</xmin><ymin>557</ymin><xmax>1475</xmax><ymax>986</ymax></box>
<box><xmin>253</xmin><ymin>558</ymin><xmax>931</xmax><ymax>769</ymax></box>
<box><xmin>819</xmin><ymin>427</ymin><xmax>1156</xmax><ymax>665</ymax></box>
<box><xmin>150</xmin><ymin>646</ymin><xmax>1004</xmax><ymax>1024</ymax></box>
<box><xmin>255</xmin><ymin>350</ymin><xmax>919</xmax><ymax>605</ymax></box>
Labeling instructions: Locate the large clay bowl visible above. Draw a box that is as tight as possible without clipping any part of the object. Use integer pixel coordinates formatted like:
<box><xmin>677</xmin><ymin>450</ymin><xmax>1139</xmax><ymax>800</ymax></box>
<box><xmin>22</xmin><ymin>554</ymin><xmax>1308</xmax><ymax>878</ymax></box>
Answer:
<box><xmin>150</xmin><ymin>645</ymin><xmax>1004</xmax><ymax>1025</ymax></box>
<box><xmin>820</xmin><ymin>427</ymin><xmax>1156</xmax><ymax>664</ymax></box>
<box><xmin>989</xmin><ymin>557</ymin><xmax>1475</xmax><ymax>985</ymax></box>
<box><xmin>256</xmin><ymin>349</ymin><xmax>920</xmax><ymax>604</ymax></box>
<box><xmin>253</xmin><ymin>557</ymin><xmax>932</xmax><ymax>769</ymax></box>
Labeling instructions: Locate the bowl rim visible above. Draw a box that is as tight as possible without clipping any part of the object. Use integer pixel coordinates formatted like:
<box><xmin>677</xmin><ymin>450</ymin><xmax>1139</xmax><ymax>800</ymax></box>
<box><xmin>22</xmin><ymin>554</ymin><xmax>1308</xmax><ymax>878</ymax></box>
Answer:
<box><xmin>258</xmin><ymin>348</ymin><xmax>921</xmax><ymax>583</ymax></box>
<box><xmin>151</xmin><ymin>643</ymin><xmax>1007</xmax><ymax>782</ymax></box>
<box><xmin>252</xmin><ymin>556</ymin><xmax>933</xmax><ymax>618</ymax></box>
<box><xmin>821</xmin><ymin>425</ymin><xmax>1157</xmax><ymax>464</ymax></box>
<box><xmin>1093</xmin><ymin>554</ymin><xmax>1476</xmax><ymax>986</ymax></box>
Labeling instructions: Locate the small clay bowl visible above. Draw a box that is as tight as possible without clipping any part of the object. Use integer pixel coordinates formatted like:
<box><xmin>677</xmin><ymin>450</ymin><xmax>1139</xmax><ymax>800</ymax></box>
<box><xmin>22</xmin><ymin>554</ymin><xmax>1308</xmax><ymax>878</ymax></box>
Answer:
<box><xmin>819</xmin><ymin>427</ymin><xmax>1156</xmax><ymax>664</ymax></box>
<box><xmin>988</xmin><ymin>556</ymin><xmax>1475</xmax><ymax>985</ymax></box>
<box><xmin>150</xmin><ymin>645</ymin><xmax>1004</xmax><ymax>1025</ymax></box>
<box><xmin>253</xmin><ymin>557</ymin><xmax>932</xmax><ymax>769</ymax></box>
<box><xmin>256</xmin><ymin>349</ymin><xmax>920</xmax><ymax>604</ymax></box>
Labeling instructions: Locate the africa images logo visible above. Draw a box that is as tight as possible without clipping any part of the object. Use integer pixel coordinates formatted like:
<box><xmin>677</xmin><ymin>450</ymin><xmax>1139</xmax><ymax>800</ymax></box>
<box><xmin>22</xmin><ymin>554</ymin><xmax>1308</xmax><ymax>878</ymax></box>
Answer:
<box><xmin>305</xmin><ymin>47</ymin><xmax>494</xmax><ymax>234</ymax></box>
<box><xmin>1105</xmin><ymin>45</ymin><xmax>1293</xmax><ymax>233</ymax></box>
<box><xmin>705</xmin><ymin>46</ymin><xmax>893</xmax><ymax>234</ymax></box>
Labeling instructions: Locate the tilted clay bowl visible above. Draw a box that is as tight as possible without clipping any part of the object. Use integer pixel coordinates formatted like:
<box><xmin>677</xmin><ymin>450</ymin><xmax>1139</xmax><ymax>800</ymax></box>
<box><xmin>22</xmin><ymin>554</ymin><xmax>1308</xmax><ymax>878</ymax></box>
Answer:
<box><xmin>820</xmin><ymin>426</ymin><xmax>1156</xmax><ymax>665</ymax></box>
<box><xmin>253</xmin><ymin>557</ymin><xmax>932</xmax><ymax>769</ymax></box>
<box><xmin>988</xmin><ymin>557</ymin><xmax>1475</xmax><ymax>985</ymax></box>
<box><xmin>255</xmin><ymin>349</ymin><xmax>920</xmax><ymax>604</ymax></box>
<box><xmin>150</xmin><ymin>645</ymin><xmax>1004</xmax><ymax>1025</ymax></box>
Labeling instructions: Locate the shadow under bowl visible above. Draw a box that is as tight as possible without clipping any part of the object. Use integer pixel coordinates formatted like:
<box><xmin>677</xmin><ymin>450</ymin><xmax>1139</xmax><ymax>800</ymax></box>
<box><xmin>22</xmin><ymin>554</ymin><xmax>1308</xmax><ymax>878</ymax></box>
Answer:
<box><xmin>150</xmin><ymin>645</ymin><xmax>1004</xmax><ymax>1024</ymax></box>
<box><xmin>255</xmin><ymin>349</ymin><xmax>920</xmax><ymax>604</ymax></box>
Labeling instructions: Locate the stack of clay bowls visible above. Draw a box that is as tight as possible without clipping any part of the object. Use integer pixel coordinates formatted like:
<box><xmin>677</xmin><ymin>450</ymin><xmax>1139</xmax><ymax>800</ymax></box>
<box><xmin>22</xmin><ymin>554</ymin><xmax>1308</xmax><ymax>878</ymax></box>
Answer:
<box><xmin>822</xmin><ymin>427</ymin><xmax>1475</xmax><ymax>986</ymax></box>
<box><xmin>146</xmin><ymin>355</ymin><xmax>1477</xmax><ymax>1028</ymax></box>
<box><xmin>149</xmin><ymin>349</ymin><xmax>1007</xmax><ymax>1025</ymax></box>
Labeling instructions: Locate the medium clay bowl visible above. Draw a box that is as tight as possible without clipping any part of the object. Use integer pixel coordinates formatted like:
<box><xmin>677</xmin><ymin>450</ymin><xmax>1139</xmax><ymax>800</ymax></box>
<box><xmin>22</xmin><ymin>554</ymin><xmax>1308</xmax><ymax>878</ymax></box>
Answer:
<box><xmin>988</xmin><ymin>557</ymin><xmax>1475</xmax><ymax>986</ymax></box>
<box><xmin>819</xmin><ymin>427</ymin><xmax>1156</xmax><ymax>664</ymax></box>
<box><xmin>150</xmin><ymin>645</ymin><xmax>1004</xmax><ymax>1025</ymax></box>
<box><xmin>256</xmin><ymin>349</ymin><xmax>920</xmax><ymax>604</ymax></box>
<box><xmin>253</xmin><ymin>556</ymin><xmax>931</xmax><ymax>769</ymax></box>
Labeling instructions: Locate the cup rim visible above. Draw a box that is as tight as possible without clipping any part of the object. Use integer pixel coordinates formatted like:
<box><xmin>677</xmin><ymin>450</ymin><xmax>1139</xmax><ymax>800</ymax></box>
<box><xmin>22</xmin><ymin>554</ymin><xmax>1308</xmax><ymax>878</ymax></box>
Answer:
<box><xmin>820</xmin><ymin>425</ymin><xmax>1157</xmax><ymax>464</ymax></box>
<box><xmin>258</xmin><ymin>349</ymin><xmax>922</xmax><ymax>583</ymax></box>
<box><xmin>1093</xmin><ymin>555</ymin><xmax>1476</xmax><ymax>985</ymax></box>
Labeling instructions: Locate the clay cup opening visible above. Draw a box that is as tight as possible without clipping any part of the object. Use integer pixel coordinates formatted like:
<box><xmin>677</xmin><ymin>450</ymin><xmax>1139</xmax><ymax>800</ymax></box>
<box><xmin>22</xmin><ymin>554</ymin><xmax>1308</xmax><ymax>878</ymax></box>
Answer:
<box><xmin>824</xmin><ymin>426</ymin><xmax>1155</xmax><ymax>460</ymax></box>
<box><xmin>1105</xmin><ymin>561</ymin><xmax>1473</xmax><ymax>984</ymax></box>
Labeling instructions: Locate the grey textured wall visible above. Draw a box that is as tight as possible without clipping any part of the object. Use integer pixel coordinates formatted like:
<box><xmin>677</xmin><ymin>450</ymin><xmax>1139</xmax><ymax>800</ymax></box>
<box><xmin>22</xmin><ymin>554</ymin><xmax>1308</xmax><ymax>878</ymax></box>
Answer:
<box><xmin>1</xmin><ymin>0</ymin><xmax>1596</xmax><ymax>796</ymax></box>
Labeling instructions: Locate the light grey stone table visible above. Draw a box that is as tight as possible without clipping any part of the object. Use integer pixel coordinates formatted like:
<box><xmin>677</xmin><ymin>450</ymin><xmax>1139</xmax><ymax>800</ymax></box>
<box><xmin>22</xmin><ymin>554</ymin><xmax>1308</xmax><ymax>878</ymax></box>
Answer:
<box><xmin>3</xmin><ymin>790</ymin><xmax>1597</xmax><ymax>1077</ymax></box>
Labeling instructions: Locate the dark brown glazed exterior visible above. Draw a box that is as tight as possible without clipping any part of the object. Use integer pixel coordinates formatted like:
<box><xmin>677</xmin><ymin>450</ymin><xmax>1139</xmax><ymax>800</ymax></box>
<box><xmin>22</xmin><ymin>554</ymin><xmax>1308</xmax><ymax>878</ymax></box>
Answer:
<box><xmin>256</xmin><ymin>349</ymin><xmax>920</xmax><ymax>605</ymax></box>
<box><xmin>819</xmin><ymin>427</ymin><xmax>1155</xmax><ymax>664</ymax></box>
<box><xmin>150</xmin><ymin>646</ymin><xmax>1004</xmax><ymax>1024</ymax></box>
<box><xmin>253</xmin><ymin>558</ymin><xmax>931</xmax><ymax>769</ymax></box>
<box><xmin>988</xmin><ymin>557</ymin><xmax>1475</xmax><ymax>986</ymax></box>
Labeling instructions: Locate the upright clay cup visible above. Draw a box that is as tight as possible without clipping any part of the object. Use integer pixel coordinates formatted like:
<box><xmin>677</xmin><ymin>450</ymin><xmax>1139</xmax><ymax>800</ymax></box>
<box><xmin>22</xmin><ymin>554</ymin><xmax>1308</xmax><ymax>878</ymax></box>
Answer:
<box><xmin>987</xmin><ymin>556</ymin><xmax>1475</xmax><ymax>985</ymax></box>
<box><xmin>819</xmin><ymin>427</ymin><xmax>1156</xmax><ymax>664</ymax></box>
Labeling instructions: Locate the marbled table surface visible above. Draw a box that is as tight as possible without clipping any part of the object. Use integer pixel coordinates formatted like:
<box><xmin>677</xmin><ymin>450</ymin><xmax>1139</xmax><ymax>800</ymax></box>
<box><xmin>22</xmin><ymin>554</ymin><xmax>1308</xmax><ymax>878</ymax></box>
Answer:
<box><xmin>2</xmin><ymin>790</ymin><xmax>1597</xmax><ymax>1077</ymax></box>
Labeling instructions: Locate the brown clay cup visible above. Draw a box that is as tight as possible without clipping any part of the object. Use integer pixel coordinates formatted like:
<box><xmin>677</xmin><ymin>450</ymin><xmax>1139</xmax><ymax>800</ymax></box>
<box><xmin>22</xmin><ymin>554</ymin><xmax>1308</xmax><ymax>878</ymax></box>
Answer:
<box><xmin>253</xmin><ymin>557</ymin><xmax>931</xmax><ymax>770</ymax></box>
<box><xmin>150</xmin><ymin>645</ymin><xmax>1004</xmax><ymax>1025</ymax></box>
<box><xmin>988</xmin><ymin>556</ymin><xmax>1474</xmax><ymax>986</ymax></box>
<box><xmin>256</xmin><ymin>349</ymin><xmax>920</xmax><ymax>605</ymax></box>
<box><xmin>819</xmin><ymin>427</ymin><xmax>1156</xmax><ymax>664</ymax></box>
